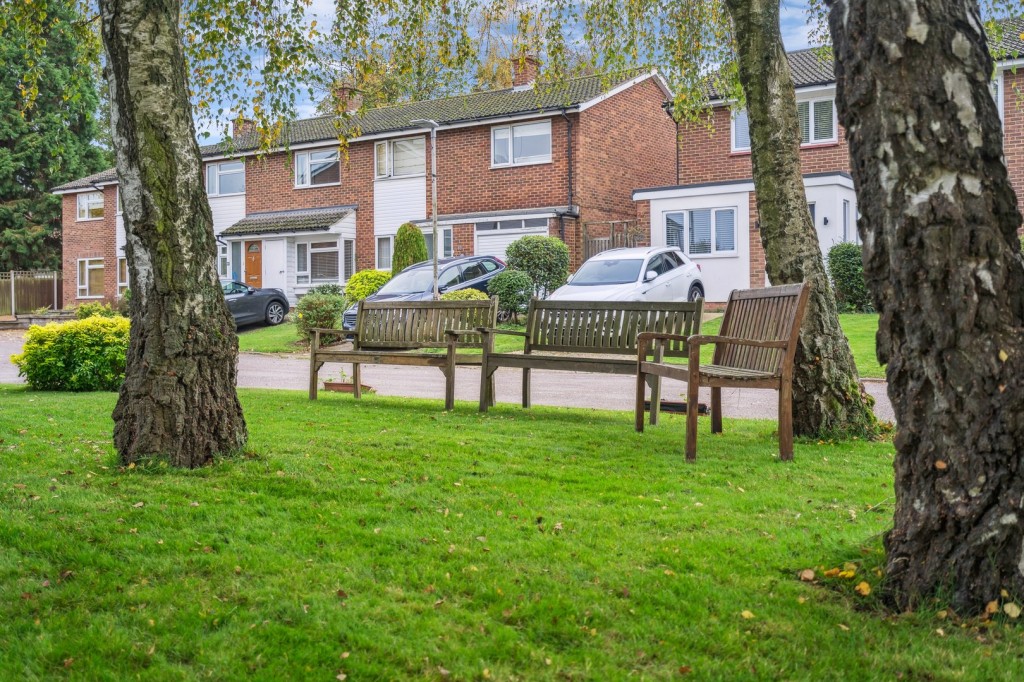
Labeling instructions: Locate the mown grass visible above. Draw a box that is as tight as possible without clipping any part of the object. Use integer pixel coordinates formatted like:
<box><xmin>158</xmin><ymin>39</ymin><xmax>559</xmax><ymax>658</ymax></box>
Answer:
<box><xmin>1</xmin><ymin>385</ymin><xmax>1019</xmax><ymax>680</ymax></box>
<box><xmin>236</xmin><ymin>320</ymin><xmax>307</xmax><ymax>354</ymax></box>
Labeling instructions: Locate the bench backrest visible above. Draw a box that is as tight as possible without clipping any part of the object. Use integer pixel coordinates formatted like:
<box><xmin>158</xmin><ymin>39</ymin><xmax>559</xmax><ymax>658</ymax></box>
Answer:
<box><xmin>714</xmin><ymin>283</ymin><xmax>810</xmax><ymax>373</ymax></box>
<box><xmin>524</xmin><ymin>299</ymin><xmax>703</xmax><ymax>357</ymax></box>
<box><xmin>355</xmin><ymin>298</ymin><xmax>498</xmax><ymax>350</ymax></box>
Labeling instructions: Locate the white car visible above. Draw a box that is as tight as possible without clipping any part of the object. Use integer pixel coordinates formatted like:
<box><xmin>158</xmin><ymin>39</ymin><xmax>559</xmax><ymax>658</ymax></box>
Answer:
<box><xmin>549</xmin><ymin>246</ymin><xmax>704</xmax><ymax>302</ymax></box>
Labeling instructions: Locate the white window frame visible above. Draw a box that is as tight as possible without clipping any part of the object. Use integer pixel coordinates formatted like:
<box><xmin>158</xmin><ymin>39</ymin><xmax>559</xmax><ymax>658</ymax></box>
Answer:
<box><xmin>206</xmin><ymin>161</ymin><xmax>245</xmax><ymax>197</ymax></box>
<box><xmin>491</xmin><ymin>119</ymin><xmax>552</xmax><ymax>168</ymax></box>
<box><xmin>731</xmin><ymin>108</ymin><xmax>751</xmax><ymax>153</ymax></box>
<box><xmin>376</xmin><ymin>235</ymin><xmax>394</xmax><ymax>270</ymax></box>
<box><xmin>992</xmin><ymin>70</ymin><xmax>1005</xmax><ymax>125</ymax></box>
<box><xmin>374</xmin><ymin>136</ymin><xmax>426</xmax><ymax>179</ymax></box>
<box><xmin>116</xmin><ymin>187</ymin><xmax>123</xmax><ymax>215</ymax></box>
<box><xmin>663</xmin><ymin>207</ymin><xmax>738</xmax><ymax>258</ymax></box>
<box><xmin>217</xmin><ymin>244</ymin><xmax>230</xmax><ymax>278</ymax></box>
<box><xmin>796</xmin><ymin>96</ymin><xmax>838</xmax><ymax>146</ymax></box>
<box><xmin>296</xmin><ymin>239</ymin><xmax>341</xmax><ymax>285</ymax></box>
<box><xmin>423</xmin><ymin>227</ymin><xmax>453</xmax><ymax>261</ymax></box>
<box><xmin>77</xmin><ymin>258</ymin><xmax>105</xmax><ymax>298</ymax></box>
<box><xmin>294</xmin><ymin>148</ymin><xmax>341</xmax><ymax>189</ymax></box>
<box><xmin>77</xmin><ymin>192</ymin><xmax>104</xmax><ymax>221</ymax></box>
<box><xmin>117</xmin><ymin>257</ymin><xmax>129</xmax><ymax>296</ymax></box>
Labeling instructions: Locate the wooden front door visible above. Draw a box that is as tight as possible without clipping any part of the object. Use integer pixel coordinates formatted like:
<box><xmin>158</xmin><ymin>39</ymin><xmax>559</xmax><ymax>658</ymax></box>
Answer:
<box><xmin>244</xmin><ymin>241</ymin><xmax>262</xmax><ymax>288</ymax></box>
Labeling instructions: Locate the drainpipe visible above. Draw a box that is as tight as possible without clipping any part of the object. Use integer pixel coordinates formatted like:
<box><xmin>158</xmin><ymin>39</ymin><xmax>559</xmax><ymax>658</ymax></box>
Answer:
<box><xmin>559</xmin><ymin>110</ymin><xmax>574</xmax><ymax>241</ymax></box>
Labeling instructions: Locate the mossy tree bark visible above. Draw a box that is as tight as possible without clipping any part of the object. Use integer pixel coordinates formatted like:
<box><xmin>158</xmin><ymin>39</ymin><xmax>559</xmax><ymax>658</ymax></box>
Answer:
<box><xmin>722</xmin><ymin>0</ymin><xmax>877</xmax><ymax>438</ymax></box>
<box><xmin>100</xmin><ymin>0</ymin><xmax>247</xmax><ymax>467</ymax></box>
<box><xmin>829</xmin><ymin>0</ymin><xmax>1024</xmax><ymax>613</ymax></box>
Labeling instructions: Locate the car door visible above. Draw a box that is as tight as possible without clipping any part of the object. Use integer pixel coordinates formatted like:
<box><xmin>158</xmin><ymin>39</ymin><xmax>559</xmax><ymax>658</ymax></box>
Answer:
<box><xmin>437</xmin><ymin>266</ymin><xmax>464</xmax><ymax>294</ymax></box>
<box><xmin>658</xmin><ymin>251</ymin><xmax>693</xmax><ymax>301</ymax></box>
<box><xmin>458</xmin><ymin>261</ymin><xmax>488</xmax><ymax>292</ymax></box>
<box><xmin>224</xmin><ymin>282</ymin><xmax>254</xmax><ymax>325</ymax></box>
<box><xmin>639</xmin><ymin>255</ymin><xmax>673</xmax><ymax>301</ymax></box>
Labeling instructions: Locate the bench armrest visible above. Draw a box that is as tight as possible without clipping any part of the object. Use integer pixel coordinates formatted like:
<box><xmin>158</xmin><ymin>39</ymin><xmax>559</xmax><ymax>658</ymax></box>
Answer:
<box><xmin>637</xmin><ymin>331</ymin><xmax>692</xmax><ymax>345</ymax></box>
<box><xmin>310</xmin><ymin>327</ymin><xmax>349</xmax><ymax>335</ymax></box>
<box><xmin>477</xmin><ymin>327</ymin><xmax>528</xmax><ymax>337</ymax></box>
<box><xmin>445</xmin><ymin>328</ymin><xmax>481</xmax><ymax>336</ymax></box>
<box><xmin>687</xmin><ymin>335</ymin><xmax>789</xmax><ymax>349</ymax></box>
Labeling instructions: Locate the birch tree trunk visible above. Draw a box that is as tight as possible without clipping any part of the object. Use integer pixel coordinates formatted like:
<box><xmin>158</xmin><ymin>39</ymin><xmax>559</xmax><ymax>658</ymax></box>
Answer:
<box><xmin>100</xmin><ymin>0</ymin><xmax>248</xmax><ymax>467</ymax></box>
<box><xmin>723</xmin><ymin>0</ymin><xmax>878</xmax><ymax>438</ymax></box>
<box><xmin>829</xmin><ymin>0</ymin><xmax>1024</xmax><ymax>613</ymax></box>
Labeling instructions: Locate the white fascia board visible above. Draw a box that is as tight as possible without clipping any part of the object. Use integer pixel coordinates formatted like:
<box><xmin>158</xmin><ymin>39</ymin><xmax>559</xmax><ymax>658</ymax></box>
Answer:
<box><xmin>52</xmin><ymin>181</ymin><xmax>118</xmax><ymax>195</ymax></box>
<box><xmin>633</xmin><ymin>182</ymin><xmax>755</xmax><ymax>201</ymax></box>
<box><xmin>578</xmin><ymin>70</ymin><xmax>665</xmax><ymax>112</ymax></box>
<box><xmin>412</xmin><ymin>211</ymin><xmax>559</xmax><ymax>227</ymax></box>
<box><xmin>803</xmin><ymin>173</ymin><xmax>855</xmax><ymax>190</ymax></box>
<box><xmin>996</xmin><ymin>57</ymin><xmax>1024</xmax><ymax>70</ymax></box>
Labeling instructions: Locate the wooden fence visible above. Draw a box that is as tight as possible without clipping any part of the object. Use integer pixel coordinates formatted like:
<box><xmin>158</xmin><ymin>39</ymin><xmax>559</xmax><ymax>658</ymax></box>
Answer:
<box><xmin>0</xmin><ymin>271</ymin><xmax>63</xmax><ymax>317</ymax></box>
<box><xmin>581</xmin><ymin>220</ymin><xmax>647</xmax><ymax>261</ymax></box>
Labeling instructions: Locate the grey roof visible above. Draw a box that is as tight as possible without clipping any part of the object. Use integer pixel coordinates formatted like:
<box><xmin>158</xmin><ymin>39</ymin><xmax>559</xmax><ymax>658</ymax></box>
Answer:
<box><xmin>53</xmin><ymin>70</ymin><xmax>651</xmax><ymax>193</ymax></box>
<box><xmin>221</xmin><ymin>205</ymin><xmax>355</xmax><ymax>237</ymax></box>
<box><xmin>990</xmin><ymin>15</ymin><xmax>1024</xmax><ymax>57</ymax></box>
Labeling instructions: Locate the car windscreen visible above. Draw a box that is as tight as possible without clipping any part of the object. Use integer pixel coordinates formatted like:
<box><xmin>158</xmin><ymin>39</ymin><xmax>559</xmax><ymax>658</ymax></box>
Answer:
<box><xmin>376</xmin><ymin>268</ymin><xmax>435</xmax><ymax>295</ymax></box>
<box><xmin>568</xmin><ymin>259</ymin><xmax>644</xmax><ymax>286</ymax></box>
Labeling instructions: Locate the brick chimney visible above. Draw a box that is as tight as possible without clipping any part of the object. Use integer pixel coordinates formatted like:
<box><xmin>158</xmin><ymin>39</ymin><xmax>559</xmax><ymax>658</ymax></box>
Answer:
<box><xmin>512</xmin><ymin>55</ymin><xmax>540</xmax><ymax>88</ymax></box>
<box><xmin>232</xmin><ymin>117</ymin><xmax>256</xmax><ymax>137</ymax></box>
<box><xmin>333</xmin><ymin>85</ymin><xmax>362</xmax><ymax>113</ymax></box>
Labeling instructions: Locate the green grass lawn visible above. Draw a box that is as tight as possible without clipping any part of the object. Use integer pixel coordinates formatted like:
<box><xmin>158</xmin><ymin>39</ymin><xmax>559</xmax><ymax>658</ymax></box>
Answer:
<box><xmin>1</xmin><ymin>386</ymin><xmax>1017</xmax><ymax>679</ymax></box>
<box><xmin>236</xmin><ymin>320</ymin><xmax>307</xmax><ymax>354</ymax></box>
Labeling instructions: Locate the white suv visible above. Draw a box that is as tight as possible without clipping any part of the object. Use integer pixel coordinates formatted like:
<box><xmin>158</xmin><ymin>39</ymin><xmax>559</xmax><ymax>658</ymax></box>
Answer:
<box><xmin>548</xmin><ymin>246</ymin><xmax>704</xmax><ymax>302</ymax></box>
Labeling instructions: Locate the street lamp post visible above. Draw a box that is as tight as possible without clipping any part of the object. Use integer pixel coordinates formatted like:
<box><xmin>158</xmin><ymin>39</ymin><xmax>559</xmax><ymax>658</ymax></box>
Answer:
<box><xmin>411</xmin><ymin>119</ymin><xmax>440</xmax><ymax>299</ymax></box>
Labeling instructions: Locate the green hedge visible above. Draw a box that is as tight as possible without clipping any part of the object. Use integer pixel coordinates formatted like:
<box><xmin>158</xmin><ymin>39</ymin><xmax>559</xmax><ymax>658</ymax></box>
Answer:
<box><xmin>827</xmin><ymin>242</ymin><xmax>872</xmax><ymax>313</ymax></box>
<box><xmin>392</xmin><ymin>222</ymin><xmax>428</xmax><ymax>275</ymax></box>
<box><xmin>505</xmin><ymin>235</ymin><xmax>569</xmax><ymax>298</ymax></box>
<box><xmin>11</xmin><ymin>316</ymin><xmax>130</xmax><ymax>391</ymax></box>
<box><xmin>439</xmin><ymin>288</ymin><xmax>490</xmax><ymax>301</ymax></box>
<box><xmin>488</xmin><ymin>269</ymin><xmax>534</xmax><ymax>320</ymax></box>
<box><xmin>345</xmin><ymin>269</ymin><xmax>391</xmax><ymax>306</ymax></box>
<box><xmin>74</xmin><ymin>301</ymin><xmax>120</xmax><ymax>319</ymax></box>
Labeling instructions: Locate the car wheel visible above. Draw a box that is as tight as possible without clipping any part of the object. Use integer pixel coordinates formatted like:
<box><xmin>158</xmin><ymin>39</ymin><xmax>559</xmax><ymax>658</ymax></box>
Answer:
<box><xmin>265</xmin><ymin>301</ymin><xmax>287</xmax><ymax>325</ymax></box>
<box><xmin>687</xmin><ymin>283</ymin><xmax>704</xmax><ymax>302</ymax></box>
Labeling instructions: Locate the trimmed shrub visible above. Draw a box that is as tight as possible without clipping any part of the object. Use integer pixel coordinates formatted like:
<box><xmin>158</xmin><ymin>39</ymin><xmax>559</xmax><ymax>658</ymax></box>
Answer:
<box><xmin>505</xmin><ymin>235</ymin><xmax>570</xmax><ymax>298</ymax></box>
<box><xmin>827</xmin><ymin>242</ymin><xmax>872</xmax><ymax>313</ymax></box>
<box><xmin>488</xmin><ymin>269</ymin><xmax>534</xmax><ymax>321</ymax></box>
<box><xmin>344</xmin><ymin>269</ymin><xmax>391</xmax><ymax>306</ymax></box>
<box><xmin>307</xmin><ymin>283</ymin><xmax>345</xmax><ymax>297</ymax></box>
<box><xmin>116</xmin><ymin>289</ymin><xmax>132</xmax><ymax>316</ymax></box>
<box><xmin>295</xmin><ymin>292</ymin><xmax>347</xmax><ymax>344</ymax></box>
<box><xmin>74</xmin><ymin>301</ymin><xmax>120</xmax><ymax>319</ymax></box>
<box><xmin>440</xmin><ymin>288</ymin><xmax>490</xmax><ymax>301</ymax></box>
<box><xmin>392</xmin><ymin>222</ymin><xmax>428</xmax><ymax>275</ymax></box>
<box><xmin>11</xmin><ymin>316</ymin><xmax>130</xmax><ymax>391</ymax></box>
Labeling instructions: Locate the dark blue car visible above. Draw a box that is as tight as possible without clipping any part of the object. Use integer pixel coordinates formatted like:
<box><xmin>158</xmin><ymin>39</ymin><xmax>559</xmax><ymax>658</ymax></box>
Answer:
<box><xmin>342</xmin><ymin>256</ymin><xmax>505</xmax><ymax>330</ymax></box>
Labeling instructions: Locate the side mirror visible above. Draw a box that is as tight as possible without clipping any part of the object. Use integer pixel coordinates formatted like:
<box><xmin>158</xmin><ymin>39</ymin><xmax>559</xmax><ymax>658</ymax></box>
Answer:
<box><xmin>246</xmin><ymin>286</ymin><xmax>256</xmax><ymax>294</ymax></box>
<box><xmin>644</xmin><ymin>270</ymin><xmax>658</xmax><ymax>283</ymax></box>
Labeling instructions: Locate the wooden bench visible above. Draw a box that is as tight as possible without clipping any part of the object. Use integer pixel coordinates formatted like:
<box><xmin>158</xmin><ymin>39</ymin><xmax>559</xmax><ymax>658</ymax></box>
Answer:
<box><xmin>309</xmin><ymin>298</ymin><xmax>498</xmax><ymax>410</ymax></box>
<box><xmin>635</xmin><ymin>283</ymin><xmax>810</xmax><ymax>461</ymax></box>
<box><xmin>478</xmin><ymin>299</ymin><xmax>703</xmax><ymax>411</ymax></box>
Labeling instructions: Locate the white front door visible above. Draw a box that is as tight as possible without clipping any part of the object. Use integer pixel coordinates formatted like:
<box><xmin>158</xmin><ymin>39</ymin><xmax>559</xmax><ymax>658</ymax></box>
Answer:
<box><xmin>261</xmin><ymin>239</ymin><xmax>287</xmax><ymax>291</ymax></box>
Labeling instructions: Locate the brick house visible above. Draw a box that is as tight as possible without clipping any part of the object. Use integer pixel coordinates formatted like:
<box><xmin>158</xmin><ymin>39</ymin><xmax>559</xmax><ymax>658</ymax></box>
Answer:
<box><xmin>634</xmin><ymin>32</ymin><xmax>1024</xmax><ymax>302</ymax></box>
<box><xmin>53</xmin><ymin>63</ymin><xmax>676</xmax><ymax>305</ymax></box>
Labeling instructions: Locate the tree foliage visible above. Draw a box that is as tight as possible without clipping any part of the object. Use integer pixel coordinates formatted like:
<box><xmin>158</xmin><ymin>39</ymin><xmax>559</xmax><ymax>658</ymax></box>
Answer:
<box><xmin>0</xmin><ymin>0</ymin><xmax>107</xmax><ymax>271</ymax></box>
<box><xmin>827</xmin><ymin>242</ymin><xmax>871</xmax><ymax>313</ymax></box>
<box><xmin>505</xmin><ymin>235</ymin><xmax>569</xmax><ymax>298</ymax></box>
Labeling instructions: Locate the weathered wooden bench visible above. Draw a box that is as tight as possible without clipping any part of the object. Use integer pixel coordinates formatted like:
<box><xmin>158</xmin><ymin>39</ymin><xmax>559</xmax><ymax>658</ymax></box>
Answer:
<box><xmin>309</xmin><ymin>298</ymin><xmax>498</xmax><ymax>410</ymax></box>
<box><xmin>478</xmin><ymin>299</ymin><xmax>703</xmax><ymax>411</ymax></box>
<box><xmin>635</xmin><ymin>283</ymin><xmax>810</xmax><ymax>461</ymax></box>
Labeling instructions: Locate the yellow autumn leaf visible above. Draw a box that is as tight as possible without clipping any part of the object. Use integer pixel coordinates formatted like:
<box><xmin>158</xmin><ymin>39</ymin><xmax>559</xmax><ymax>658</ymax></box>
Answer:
<box><xmin>1004</xmin><ymin>603</ymin><xmax>1021</xmax><ymax>619</ymax></box>
<box><xmin>823</xmin><ymin>568</ymin><xmax>841</xmax><ymax>578</ymax></box>
<box><xmin>998</xmin><ymin>349</ymin><xmax>1009</xmax><ymax>362</ymax></box>
<box><xmin>985</xmin><ymin>600</ymin><xmax>1000</xmax><ymax>615</ymax></box>
<box><xmin>854</xmin><ymin>581</ymin><xmax>871</xmax><ymax>596</ymax></box>
<box><xmin>740</xmin><ymin>610</ymin><xmax>755</xmax><ymax>619</ymax></box>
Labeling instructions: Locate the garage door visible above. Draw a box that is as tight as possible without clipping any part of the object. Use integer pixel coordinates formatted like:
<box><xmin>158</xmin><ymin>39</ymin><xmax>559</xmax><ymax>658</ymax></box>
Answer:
<box><xmin>475</xmin><ymin>218</ymin><xmax>549</xmax><ymax>260</ymax></box>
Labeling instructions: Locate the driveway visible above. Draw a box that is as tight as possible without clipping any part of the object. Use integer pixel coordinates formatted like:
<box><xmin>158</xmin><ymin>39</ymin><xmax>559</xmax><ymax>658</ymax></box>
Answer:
<box><xmin>0</xmin><ymin>330</ymin><xmax>894</xmax><ymax>422</ymax></box>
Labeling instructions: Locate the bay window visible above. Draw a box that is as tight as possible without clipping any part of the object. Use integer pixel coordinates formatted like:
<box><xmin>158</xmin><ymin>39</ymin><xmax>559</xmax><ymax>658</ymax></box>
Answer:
<box><xmin>491</xmin><ymin>120</ymin><xmax>551</xmax><ymax>166</ymax></box>
<box><xmin>295</xmin><ymin>149</ymin><xmax>340</xmax><ymax>187</ymax></box>
<box><xmin>297</xmin><ymin>240</ymin><xmax>340</xmax><ymax>285</ymax></box>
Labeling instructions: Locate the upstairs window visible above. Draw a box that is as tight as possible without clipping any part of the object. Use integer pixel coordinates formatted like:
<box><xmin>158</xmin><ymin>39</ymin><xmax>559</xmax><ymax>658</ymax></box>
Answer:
<box><xmin>797</xmin><ymin>97</ymin><xmax>837</xmax><ymax>145</ymax></box>
<box><xmin>731</xmin><ymin>109</ymin><xmax>751</xmax><ymax>152</ymax></box>
<box><xmin>375</xmin><ymin>137</ymin><xmax>426</xmax><ymax>178</ymax></box>
<box><xmin>492</xmin><ymin>120</ymin><xmax>552</xmax><ymax>167</ymax></box>
<box><xmin>206</xmin><ymin>161</ymin><xmax>245</xmax><ymax>196</ymax></box>
<box><xmin>295</xmin><ymin>149</ymin><xmax>340</xmax><ymax>188</ymax></box>
<box><xmin>77</xmin><ymin>192</ymin><xmax>104</xmax><ymax>221</ymax></box>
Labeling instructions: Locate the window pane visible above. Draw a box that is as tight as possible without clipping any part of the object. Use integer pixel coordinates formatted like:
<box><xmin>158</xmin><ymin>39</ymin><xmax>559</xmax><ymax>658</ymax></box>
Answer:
<box><xmin>295</xmin><ymin>154</ymin><xmax>309</xmax><ymax>185</ymax></box>
<box><xmin>523</xmin><ymin>218</ymin><xmax>548</xmax><ymax>229</ymax></box>
<box><xmin>666</xmin><ymin>213</ymin><xmax>685</xmax><ymax>249</ymax></box>
<box><xmin>715</xmin><ymin>209</ymin><xmax>736</xmax><ymax>252</ymax></box>
<box><xmin>476</xmin><ymin>221</ymin><xmax>498</xmax><ymax>231</ymax></box>
<box><xmin>231</xmin><ymin>241</ymin><xmax>242</xmax><ymax>280</ymax></box>
<box><xmin>88</xmin><ymin>262</ymin><xmax>104</xmax><ymax>296</ymax></box>
<box><xmin>843</xmin><ymin>199</ymin><xmax>851</xmax><ymax>242</ymax></box>
<box><xmin>443</xmin><ymin>228</ymin><xmax>453</xmax><ymax>257</ymax></box>
<box><xmin>297</xmin><ymin>243</ymin><xmax>308</xmax><ymax>272</ymax></box>
<box><xmin>797</xmin><ymin>101</ymin><xmax>811</xmax><ymax>144</ymax></box>
<box><xmin>424</xmin><ymin>232</ymin><xmax>434</xmax><ymax>262</ymax></box>
<box><xmin>813</xmin><ymin>100</ymin><xmax>834</xmax><ymax>141</ymax></box>
<box><xmin>481</xmin><ymin>259</ymin><xmax>498</xmax><ymax>273</ymax></box>
<box><xmin>733</xmin><ymin>109</ymin><xmax>751</xmax><ymax>149</ymax></box>
<box><xmin>311</xmin><ymin>241</ymin><xmax>336</xmax><ymax>249</ymax></box>
<box><xmin>392</xmin><ymin>138</ymin><xmax>425</xmax><ymax>176</ymax></box>
<box><xmin>377</xmin><ymin>237</ymin><xmax>392</xmax><ymax>269</ymax></box>
<box><xmin>218</xmin><ymin>167</ymin><xmax>245</xmax><ymax>194</ymax></box>
<box><xmin>808</xmin><ymin>202</ymin><xmax>816</xmax><ymax>225</ymax></box>
<box><xmin>439</xmin><ymin>267</ymin><xmax>462</xmax><ymax>288</ymax></box>
<box><xmin>118</xmin><ymin>257</ymin><xmax>128</xmax><ymax>283</ymax></box>
<box><xmin>78</xmin><ymin>260</ymin><xmax>86</xmax><ymax>285</ymax></box>
<box><xmin>309</xmin><ymin>151</ymin><xmax>339</xmax><ymax>185</ymax></box>
<box><xmin>492</xmin><ymin>127</ymin><xmax>510</xmax><ymax>165</ymax></box>
<box><xmin>688</xmin><ymin>209</ymin><xmax>712</xmax><ymax>255</ymax></box>
<box><xmin>512</xmin><ymin>121</ymin><xmax>551</xmax><ymax>163</ymax></box>
<box><xmin>206</xmin><ymin>165</ymin><xmax>218</xmax><ymax>194</ymax></box>
<box><xmin>498</xmin><ymin>220</ymin><xmax>524</xmax><ymax>230</ymax></box>
<box><xmin>375</xmin><ymin>142</ymin><xmax>388</xmax><ymax>177</ymax></box>
<box><xmin>344</xmin><ymin>239</ymin><xmax>355</xmax><ymax>280</ymax></box>
<box><xmin>311</xmin><ymin>250</ymin><xmax>339</xmax><ymax>281</ymax></box>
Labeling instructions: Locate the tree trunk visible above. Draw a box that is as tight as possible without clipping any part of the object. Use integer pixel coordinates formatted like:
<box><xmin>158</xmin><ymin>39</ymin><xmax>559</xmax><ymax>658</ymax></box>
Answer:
<box><xmin>100</xmin><ymin>0</ymin><xmax>247</xmax><ymax>467</ymax></box>
<box><xmin>723</xmin><ymin>0</ymin><xmax>877</xmax><ymax>438</ymax></box>
<box><xmin>829</xmin><ymin>0</ymin><xmax>1024</xmax><ymax>613</ymax></box>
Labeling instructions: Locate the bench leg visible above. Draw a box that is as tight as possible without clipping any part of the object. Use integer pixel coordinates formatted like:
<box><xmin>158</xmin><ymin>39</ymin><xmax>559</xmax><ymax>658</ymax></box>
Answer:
<box><xmin>489</xmin><ymin>374</ymin><xmax>496</xmax><ymax>407</ymax></box>
<box><xmin>685</xmin><ymin>377</ymin><xmax>700</xmax><ymax>462</ymax></box>
<box><xmin>521</xmin><ymin>368</ymin><xmax>531</xmax><ymax>408</ymax></box>
<box><xmin>309</xmin><ymin>359</ymin><xmax>323</xmax><ymax>400</ymax></box>
<box><xmin>352</xmin><ymin>363</ymin><xmax>362</xmax><ymax>399</ymax></box>
<box><xmin>443</xmin><ymin>366</ymin><xmax>455</xmax><ymax>412</ymax></box>
<box><xmin>711</xmin><ymin>387</ymin><xmax>722</xmax><ymax>434</ymax></box>
<box><xmin>635</xmin><ymin>367</ymin><xmax>647</xmax><ymax>433</ymax></box>
<box><xmin>648</xmin><ymin>374</ymin><xmax>662</xmax><ymax>426</ymax></box>
<box><xmin>779</xmin><ymin>381</ymin><xmax>794</xmax><ymax>461</ymax></box>
<box><xmin>479</xmin><ymin>365</ymin><xmax>492</xmax><ymax>412</ymax></box>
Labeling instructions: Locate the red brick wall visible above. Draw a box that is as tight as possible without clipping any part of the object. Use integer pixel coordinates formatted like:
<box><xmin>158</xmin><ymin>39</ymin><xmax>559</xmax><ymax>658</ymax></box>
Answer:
<box><xmin>1003</xmin><ymin>70</ymin><xmax>1024</xmax><ymax>232</ymax></box>
<box><xmin>61</xmin><ymin>186</ymin><xmax>118</xmax><ymax>304</ymax></box>
<box><xmin>678</xmin><ymin>104</ymin><xmax>850</xmax><ymax>185</ymax></box>
<box><xmin>748</xmin><ymin>193</ymin><xmax>764</xmax><ymax>288</ymax></box>
<box><xmin>452</xmin><ymin>223</ymin><xmax>474</xmax><ymax>256</ymax></box>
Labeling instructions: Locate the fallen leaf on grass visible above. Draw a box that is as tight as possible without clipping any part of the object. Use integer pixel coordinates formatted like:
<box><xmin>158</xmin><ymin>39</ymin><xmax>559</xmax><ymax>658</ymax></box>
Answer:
<box><xmin>823</xmin><ymin>568</ymin><xmax>841</xmax><ymax>578</ymax></box>
<box><xmin>854</xmin><ymin>581</ymin><xmax>871</xmax><ymax>596</ymax></box>
<box><xmin>740</xmin><ymin>610</ymin><xmax>755</xmax><ymax>620</ymax></box>
<box><xmin>798</xmin><ymin>569</ymin><xmax>815</xmax><ymax>582</ymax></box>
<box><xmin>837</xmin><ymin>624</ymin><xmax>850</xmax><ymax>631</ymax></box>
<box><xmin>337</xmin><ymin>589</ymin><xmax>349</xmax><ymax>599</ymax></box>
<box><xmin>132</xmin><ymin>502</ymin><xmax>144</xmax><ymax>508</ymax></box>
<box><xmin>986</xmin><ymin>600</ymin><xmax>1000</xmax><ymax>615</ymax></box>
<box><xmin>1004</xmin><ymin>603</ymin><xmax>1021</xmax><ymax>619</ymax></box>
<box><xmin>679</xmin><ymin>665</ymin><xmax>693</xmax><ymax>675</ymax></box>
<box><xmin>336</xmin><ymin>674</ymin><xmax>347</xmax><ymax>681</ymax></box>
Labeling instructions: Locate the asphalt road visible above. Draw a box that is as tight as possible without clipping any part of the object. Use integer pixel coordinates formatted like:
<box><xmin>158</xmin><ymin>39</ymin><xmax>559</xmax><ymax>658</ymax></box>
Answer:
<box><xmin>1</xmin><ymin>329</ymin><xmax>895</xmax><ymax>422</ymax></box>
